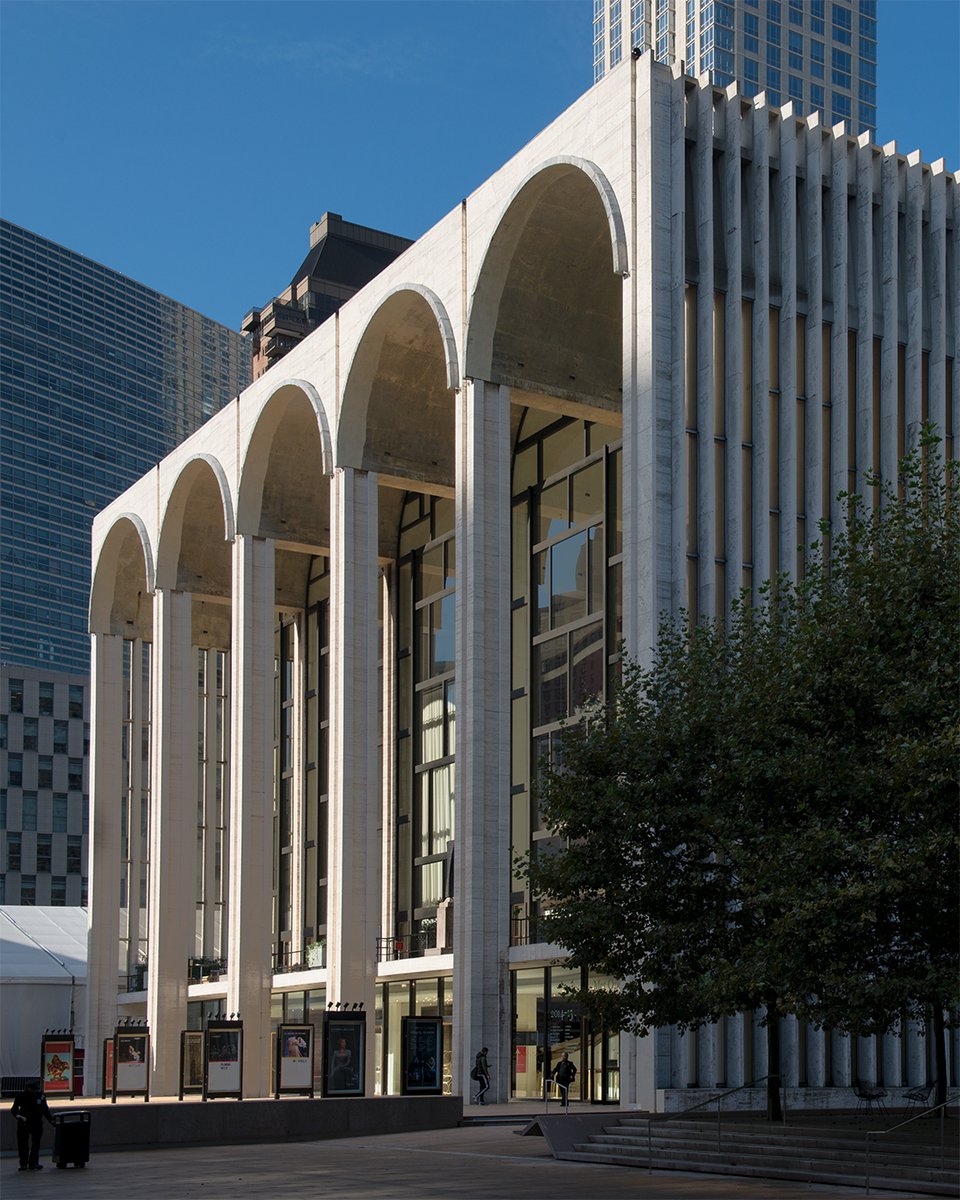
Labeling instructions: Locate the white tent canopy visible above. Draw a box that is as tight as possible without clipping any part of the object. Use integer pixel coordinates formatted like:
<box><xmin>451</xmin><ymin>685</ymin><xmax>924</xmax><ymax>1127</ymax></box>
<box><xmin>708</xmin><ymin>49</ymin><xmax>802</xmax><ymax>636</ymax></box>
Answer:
<box><xmin>0</xmin><ymin>906</ymin><xmax>88</xmax><ymax>1079</ymax></box>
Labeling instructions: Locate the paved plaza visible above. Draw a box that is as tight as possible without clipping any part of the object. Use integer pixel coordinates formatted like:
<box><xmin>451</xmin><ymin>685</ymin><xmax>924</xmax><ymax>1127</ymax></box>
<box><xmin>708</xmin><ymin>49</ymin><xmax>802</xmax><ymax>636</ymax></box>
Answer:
<box><xmin>3</xmin><ymin>1116</ymin><xmax>928</xmax><ymax>1200</ymax></box>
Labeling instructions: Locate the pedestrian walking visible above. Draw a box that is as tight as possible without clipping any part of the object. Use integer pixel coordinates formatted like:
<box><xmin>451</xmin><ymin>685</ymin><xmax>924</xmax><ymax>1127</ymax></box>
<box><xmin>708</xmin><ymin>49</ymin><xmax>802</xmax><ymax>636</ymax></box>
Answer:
<box><xmin>11</xmin><ymin>1080</ymin><xmax>53</xmax><ymax>1171</ymax></box>
<box><xmin>551</xmin><ymin>1051</ymin><xmax>577</xmax><ymax>1110</ymax></box>
<box><xmin>471</xmin><ymin>1046</ymin><xmax>491</xmax><ymax>1105</ymax></box>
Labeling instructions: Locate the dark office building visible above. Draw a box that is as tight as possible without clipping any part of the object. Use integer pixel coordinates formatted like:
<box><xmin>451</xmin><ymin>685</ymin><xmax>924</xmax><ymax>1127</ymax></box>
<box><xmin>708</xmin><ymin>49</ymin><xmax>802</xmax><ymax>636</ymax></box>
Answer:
<box><xmin>241</xmin><ymin>211</ymin><xmax>412</xmax><ymax>379</ymax></box>
<box><xmin>0</xmin><ymin>218</ymin><xmax>251</xmax><ymax>903</ymax></box>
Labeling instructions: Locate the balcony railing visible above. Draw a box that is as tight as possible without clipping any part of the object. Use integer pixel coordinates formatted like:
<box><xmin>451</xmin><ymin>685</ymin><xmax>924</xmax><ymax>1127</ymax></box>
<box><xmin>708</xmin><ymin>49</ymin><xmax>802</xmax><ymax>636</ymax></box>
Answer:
<box><xmin>510</xmin><ymin>913</ymin><xmax>542</xmax><ymax>947</ymax></box>
<box><xmin>273</xmin><ymin>940</ymin><xmax>326</xmax><ymax>973</ymax></box>
<box><xmin>376</xmin><ymin>931</ymin><xmax>436</xmax><ymax>961</ymax></box>
<box><xmin>122</xmin><ymin>962</ymin><xmax>148</xmax><ymax>993</ymax></box>
<box><xmin>188</xmin><ymin>956</ymin><xmax>225</xmax><ymax>984</ymax></box>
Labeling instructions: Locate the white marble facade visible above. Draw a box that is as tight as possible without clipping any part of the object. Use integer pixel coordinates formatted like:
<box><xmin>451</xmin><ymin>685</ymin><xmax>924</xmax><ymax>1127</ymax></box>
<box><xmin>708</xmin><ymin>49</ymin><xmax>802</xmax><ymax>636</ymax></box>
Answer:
<box><xmin>86</xmin><ymin>58</ymin><xmax>958</xmax><ymax>1104</ymax></box>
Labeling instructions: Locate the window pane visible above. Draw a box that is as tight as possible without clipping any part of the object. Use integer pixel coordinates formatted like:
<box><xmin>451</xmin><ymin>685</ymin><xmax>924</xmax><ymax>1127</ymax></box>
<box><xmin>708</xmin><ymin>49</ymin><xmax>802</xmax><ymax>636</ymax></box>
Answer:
<box><xmin>431</xmin><ymin>762</ymin><xmax>455</xmax><ymax>852</ymax></box>
<box><xmin>571</xmin><ymin>460</ymin><xmax>603</xmax><ymax>526</ymax></box>
<box><xmin>415</xmin><ymin>860</ymin><xmax>444</xmax><ymax>908</ymax></box>
<box><xmin>571</xmin><ymin>623</ymin><xmax>605</xmax><ymax>712</ymax></box>
<box><xmin>533</xmin><ymin>550</ymin><xmax>550</xmax><ymax>635</ymax></box>
<box><xmin>608</xmin><ymin>450</ymin><xmax>623</xmax><ymax>554</ymax></box>
<box><xmin>420</xmin><ymin>544</ymin><xmax>445</xmax><ymax>601</ymax></box>
<box><xmin>417</xmin><ymin>773</ymin><xmax>431</xmax><ymax>857</ymax></box>
<box><xmin>420</xmin><ymin>686</ymin><xmax>444</xmax><ymax>763</ymax></box>
<box><xmin>587</xmin><ymin>527</ymin><xmax>605</xmax><ymax>613</ymax></box>
<box><xmin>444</xmin><ymin>682</ymin><xmax>456</xmax><ymax>757</ymax></box>
<box><xmin>430</xmin><ymin>595</ymin><xmax>455</xmax><ymax>676</ymax></box>
<box><xmin>512</xmin><ymin>503</ymin><xmax>529</xmax><ymax>603</ymax></box>
<box><xmin>541</xmin><ymin>422</ymin><xmax>584</xmax><ymax>478</ymax></box>
<box><xmin>533</xmin><ymin>635</ymin><xmax>567</xmax><ymax>727</ymax></box>
<box><xmin>538</xmin><ymin>480</ymin><xmax>568</xmax><ymax>542</ymax></box>
<box><xmin>22</xmin><ymin>792</ymin><xmax>38</xmax><ymax>831</ymax></box>
<box><xmin>551</xmin><ymin>532</ymin><xmax>588</xmax><ymax>628</ymax></box>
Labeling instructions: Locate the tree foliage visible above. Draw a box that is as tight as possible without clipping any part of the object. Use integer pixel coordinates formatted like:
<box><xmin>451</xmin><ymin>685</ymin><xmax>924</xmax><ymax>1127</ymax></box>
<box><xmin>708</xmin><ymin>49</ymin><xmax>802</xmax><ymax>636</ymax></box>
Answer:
<box><xmin>526</xmin><ymin>434</ymin><xmax>959</xmax><ymax>1110</ymax></box>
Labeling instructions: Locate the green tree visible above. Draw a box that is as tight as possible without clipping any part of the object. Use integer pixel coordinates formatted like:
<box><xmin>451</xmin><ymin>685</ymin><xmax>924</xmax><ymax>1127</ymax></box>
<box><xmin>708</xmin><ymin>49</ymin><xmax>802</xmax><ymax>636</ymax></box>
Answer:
<box><xmin>526</xmin><ymin>434</ymin><xmax>959</xmax><ymax>1117</ymax></box>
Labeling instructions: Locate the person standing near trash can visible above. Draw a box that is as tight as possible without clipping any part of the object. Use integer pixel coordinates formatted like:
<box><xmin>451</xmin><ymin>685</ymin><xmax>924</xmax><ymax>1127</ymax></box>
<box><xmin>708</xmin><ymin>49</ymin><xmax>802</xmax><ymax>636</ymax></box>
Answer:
<box><xmin>471</xmin><ymin>1046</ymin><xmax>491</xmax><ymax>1105</ymax></box>
<box><xmin>551</xmin><ymin>1051</ymin><xmax>577</xmax><ymax>1110</ymax></box>
<box><xmin>11</xmin><ymin>1079</ymin><xmax>53</xmax><ymax>1171</ymax></box>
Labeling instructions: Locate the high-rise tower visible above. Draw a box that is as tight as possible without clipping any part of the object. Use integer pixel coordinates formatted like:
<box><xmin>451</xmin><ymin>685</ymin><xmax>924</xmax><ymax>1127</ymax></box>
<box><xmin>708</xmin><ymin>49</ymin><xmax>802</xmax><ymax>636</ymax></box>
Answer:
<box><xmin>0</xmin><ymin>219</ymin><xmax>251</xmax><ymax>905</ymax></box>
<box><xmin>592</xmin><ymin>0</ymin><xmax>877</xmax><ymax>138</ymax></box>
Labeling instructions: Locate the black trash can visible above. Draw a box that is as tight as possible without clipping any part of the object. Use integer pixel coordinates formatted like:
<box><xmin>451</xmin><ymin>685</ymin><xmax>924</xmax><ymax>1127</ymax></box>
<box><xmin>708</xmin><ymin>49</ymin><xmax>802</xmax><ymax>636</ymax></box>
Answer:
<box><xmin>52</xmin><ymin>1110</ymin><xmax>90</xmax><ymax>1168</ymax></box>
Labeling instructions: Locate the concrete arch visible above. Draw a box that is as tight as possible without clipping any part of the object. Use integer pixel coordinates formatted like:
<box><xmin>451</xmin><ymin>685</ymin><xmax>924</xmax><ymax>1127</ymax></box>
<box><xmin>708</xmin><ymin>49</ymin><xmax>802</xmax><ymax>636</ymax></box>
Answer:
<box><xmin>465</xmin><ymin>157</ymin><xmax>628</xmax><ymax>410</ymax></box>
<box><xmin>155</xmin><ymin>454</ymin><xmax>234</xmax><ymax>595</ymax></box>
<box><xmin>237</xmin><ymin>378</ymin><xmax>332</xmax><ymax>544</ymax></box>
<box><xmin>266</xmin><ymin>376</ymin><xmax>334</xmax><ymax>475</ymax></box>
<box><xmin>337</xmin><ymin>286</ymin><xmax>458</xmax><ymax>488</ymax></box>
<box><xmin>90</xmin><ymin>513</ymin><xmax>155</xmax><ymax>638</ymax></box>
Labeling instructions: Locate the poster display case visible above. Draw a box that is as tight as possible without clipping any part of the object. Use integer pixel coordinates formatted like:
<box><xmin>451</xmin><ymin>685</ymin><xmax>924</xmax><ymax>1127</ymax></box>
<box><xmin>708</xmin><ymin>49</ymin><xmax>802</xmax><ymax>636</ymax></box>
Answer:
<box><xmin>41</xmin><ymin>1033</ymin><xmax>75</xmax><ymax>1099</ymax></box>
<box><xmin>112</xmin><ymin>1024</ymin><xmax>150</xmax><ymax>1101</ymax></box>
<box><xmin>400</xmin><ymin>1017</ymin><xmax>443</xmax><ymax>1096</ymax></box>
<box><xmin>203</xmin><ymin>1018</ymin><xmax>243</xmax><ymax>1100</ymax></box>
<box><xmin>275</xmin><ymin>1023</ymin><xmax>315</xmax><ymax>1097</ymax></box>
<box><xmin>322</xmin><ymin>1011</ymin><xmax>365</xmax><ymax>1097</ymax></box>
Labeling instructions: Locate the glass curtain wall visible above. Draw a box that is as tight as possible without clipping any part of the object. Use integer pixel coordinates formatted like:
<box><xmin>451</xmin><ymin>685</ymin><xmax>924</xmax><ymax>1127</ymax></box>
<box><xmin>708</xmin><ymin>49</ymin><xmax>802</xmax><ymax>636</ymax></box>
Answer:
<box><xmin>303</xmin><ymin>555</ymin><xmax>330</xmax><ymax>961</ymax></box>
<box><xmin>510</xmin><ymin>413</ymin><xmax>622</xmax><ymax>943</ymax></box>
<box><xmin>273</xmin><ymin>618</ymin><xmax>297</xmax><ymax>968</ymax></box>
<box><xmin>511</xmin><ymin>965</ymin><xmax>621</xmax><ymax>1102</ymax></box>
<box><xmin>394</xmin><ymin>495</ymin><xmax>456</xmax><ymax>953</ymax></box>
<box><xmin>375</xmin><ymin>976</ymin><xmax>453</xmax><ymax>1096</ymax></box>
<box><xmin>119</xmin><ymin>638</ymin><xmax>151</xmax><ymax>986</ymax></box>
<box><xmin>195</xmin><ymin>648</ymin><xmax>228</xmax><ymax>962</ymax></box>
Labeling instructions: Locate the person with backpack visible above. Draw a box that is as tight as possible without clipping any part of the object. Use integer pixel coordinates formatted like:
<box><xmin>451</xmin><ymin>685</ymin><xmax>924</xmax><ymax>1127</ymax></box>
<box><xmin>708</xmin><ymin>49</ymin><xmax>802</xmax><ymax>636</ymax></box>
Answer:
<box><xmin>470</xmin><ymin>1046</ymin><xmax>491</xmax><ymax>1105</ymax></box>
<box><xmin>551</xmin><ymin>1051</ymin><xmax>577</xmax><ymax>1110</ymax></box>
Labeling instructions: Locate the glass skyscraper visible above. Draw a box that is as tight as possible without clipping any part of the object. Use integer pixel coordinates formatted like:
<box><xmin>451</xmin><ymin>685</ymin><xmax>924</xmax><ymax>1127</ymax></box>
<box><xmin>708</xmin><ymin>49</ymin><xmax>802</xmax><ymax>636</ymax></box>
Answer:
<box><xmin>1</xmin><ymin>219</ymin><xmax>251</xmax><ymax>674</ymax></box>
<box><xmin>0</xmin><ymin>219</ymin><xmax>250</xmax><ymax>904</ymax></box>
<box><xmin>592</xmin><ymin>0</ymin><xmax>877</xmax><ymax>139</ymax></box>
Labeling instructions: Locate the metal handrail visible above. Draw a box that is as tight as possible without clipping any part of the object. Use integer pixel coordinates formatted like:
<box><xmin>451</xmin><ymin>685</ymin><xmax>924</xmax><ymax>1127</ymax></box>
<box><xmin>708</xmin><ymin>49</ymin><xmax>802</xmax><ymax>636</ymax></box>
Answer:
<box><xmin>644</xmin><ymin>1075</ymin><xmax>785</xmax><ymax>1173</ymax></box>
<box><xmin>865</xmin><ymin>1093</ymin><xmax>958</xmax><ymax>1195</ymax></box>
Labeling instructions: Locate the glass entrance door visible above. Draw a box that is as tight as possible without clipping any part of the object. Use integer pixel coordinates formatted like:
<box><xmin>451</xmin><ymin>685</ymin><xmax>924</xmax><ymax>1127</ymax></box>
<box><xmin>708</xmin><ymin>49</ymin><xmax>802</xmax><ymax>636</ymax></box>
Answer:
<box><xmin>587</xmin><ymin>1021</ymin><xmax>620</xmax><ymax>1103</ymax></box>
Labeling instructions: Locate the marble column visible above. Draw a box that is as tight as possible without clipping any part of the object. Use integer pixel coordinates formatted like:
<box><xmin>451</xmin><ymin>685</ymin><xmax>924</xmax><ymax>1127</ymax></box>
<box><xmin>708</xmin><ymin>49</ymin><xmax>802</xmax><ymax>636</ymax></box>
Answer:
<box><xmin>147</xmin><ymin>589</ymin><xmax>198</xmax><ymax>1095</ymax></box>
<box><xmin>84</xmin><ymin>632</ymin><xmax>125</xmax><ymax>1091</ymax></box>
<box><xmin>327</xmin><ymin>467</ymin><xmax>381</xmax><ymax>1090</ymax></box>
<box><xmin>453</xmin><ymin>379</ymin><xmax>511</xmax><ymax>1101</ymax></box>
<box><xmin>227</xmin><ymin>533</ymin><xmax>276</xmax><ymax>1097</ymax></box>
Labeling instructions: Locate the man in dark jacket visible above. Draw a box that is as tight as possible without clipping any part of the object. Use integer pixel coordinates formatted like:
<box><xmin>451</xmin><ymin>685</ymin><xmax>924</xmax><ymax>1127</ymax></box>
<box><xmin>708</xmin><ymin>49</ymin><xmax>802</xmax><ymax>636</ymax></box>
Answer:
<box><xmin>551</xmin><ymin>1051</ymin><xmax>577</xmax><ymax>1109</ymax></box>
<box><xmin>11</xmin><ymin>1080</ymin><xmax>53</xmax><ymax>1170</ymax></box>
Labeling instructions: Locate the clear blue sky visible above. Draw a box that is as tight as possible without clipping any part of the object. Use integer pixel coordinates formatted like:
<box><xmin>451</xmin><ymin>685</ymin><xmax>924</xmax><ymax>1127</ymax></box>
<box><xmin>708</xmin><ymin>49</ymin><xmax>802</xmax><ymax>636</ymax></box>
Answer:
<box><xmin>2</xmin><ymin>0</ymin><xmax>957</xmax><ymax>330</ymax></box>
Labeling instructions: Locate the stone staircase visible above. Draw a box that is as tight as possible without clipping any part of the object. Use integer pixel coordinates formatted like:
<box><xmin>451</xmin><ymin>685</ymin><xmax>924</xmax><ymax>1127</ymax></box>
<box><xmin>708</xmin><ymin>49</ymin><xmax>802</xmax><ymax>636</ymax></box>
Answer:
<box><xmin>559</xmin><ymin>1114</ymin><xmax>960</xmax><ymax>1195</ymax></box>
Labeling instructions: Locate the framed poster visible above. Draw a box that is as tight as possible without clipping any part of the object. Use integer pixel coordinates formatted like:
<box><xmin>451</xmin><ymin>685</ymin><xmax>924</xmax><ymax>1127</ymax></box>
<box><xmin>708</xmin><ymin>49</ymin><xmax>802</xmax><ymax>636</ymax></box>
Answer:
<box><xmin>112</xmin><ymin>1027</ymin><xmax>150</xmax><ymax>1101</ymax></box>
<box><xmin>41</xmin><ymin>1034</ymin><xmax>75</xmax><ymax>1098</ymax></box>
<box><xmin>102</xmin><ymin>1037</ymin><xmax>114</xmax><ymax>1099</ymax></box>
<box><xmin>400</xmin><ymin>1016</ymin><xmax>442</xmax><ymax>1095</ymax></box>
<box><xmin>322</xmin><ymin>1012</ymin><xmax>365</xmax><ymax>1097</ymax></box>
<box><xmin>204</xmin><ymin>1019</ymin><xmax>243</xmax><ymax>1099</ymax></box>
<box><xmin>275</xmin><ymin>1024</ymin><xmax>314</xmax><ymax>1097</ymax></box>
<box><xmin>179</xmin><ymin>1030</ymin><xmax>204</xmax><ymax>1098</ymax></box>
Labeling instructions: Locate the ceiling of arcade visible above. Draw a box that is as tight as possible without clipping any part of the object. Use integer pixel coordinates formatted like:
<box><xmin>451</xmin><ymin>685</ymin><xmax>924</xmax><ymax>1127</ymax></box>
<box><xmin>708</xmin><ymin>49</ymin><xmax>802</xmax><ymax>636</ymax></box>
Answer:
<box><xmin>347</xmin><ymin>291</ymin><xmax>455</xmax><ymax>493</ymax></box>
<box><xmin>489</xmin><ymin>168</ymin><xmax>623</xmax><ymax>419</ymax></box>
<box><xmin>90</xmin><ymin>520</ymin><xmax>152</xmax><ymax>641</ymax></box>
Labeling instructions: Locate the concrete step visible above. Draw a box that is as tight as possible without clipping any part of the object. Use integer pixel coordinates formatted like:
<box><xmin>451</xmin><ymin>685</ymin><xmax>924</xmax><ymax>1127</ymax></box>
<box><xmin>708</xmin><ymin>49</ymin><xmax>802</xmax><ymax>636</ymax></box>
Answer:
<box><xmin>608</xmin><ymin>1119</ymin><xmax>958</xmax><ymax>1157</ymax></box>
<box><xmin>591</xmin><ymin>1129</ymin><xmax>957</xmax><ymax>1170</ymax></box>
<box><xmin>578</xmin><ymin>1136</ymin><xmax>958</xmax><ymax>1183</ymax></box>
<box><xmin>564</xmin><ymin>1116</ymin><xmax>960</xmax><ymax>1196</ymax></box>
<box><xmin>560</xmin><ymin>1149</ymin><xmax>959</xmax><ymax>1197</ymax></box>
